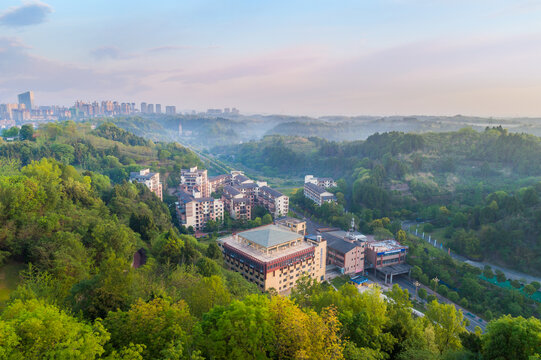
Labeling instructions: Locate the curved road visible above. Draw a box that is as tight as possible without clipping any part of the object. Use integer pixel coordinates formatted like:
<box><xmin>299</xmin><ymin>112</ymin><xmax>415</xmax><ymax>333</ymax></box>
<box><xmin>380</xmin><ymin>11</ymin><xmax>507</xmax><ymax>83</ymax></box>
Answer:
<box><xmin>402</xmin><ymin>221</ymin><xmax>541</xmax><ymax>284</ymax></box>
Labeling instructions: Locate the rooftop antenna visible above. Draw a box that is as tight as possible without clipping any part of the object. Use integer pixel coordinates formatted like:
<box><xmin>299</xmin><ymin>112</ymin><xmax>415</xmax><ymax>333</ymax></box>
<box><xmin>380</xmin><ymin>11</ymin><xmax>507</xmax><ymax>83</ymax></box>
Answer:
<box><xmin>350</xmin><ymin>217</ymin><xmax>355</xmax><ymax>232</ymax></box>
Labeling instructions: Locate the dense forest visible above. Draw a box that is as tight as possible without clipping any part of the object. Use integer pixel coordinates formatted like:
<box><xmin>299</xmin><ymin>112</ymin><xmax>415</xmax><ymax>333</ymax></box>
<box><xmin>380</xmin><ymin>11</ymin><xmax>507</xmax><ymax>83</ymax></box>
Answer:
<box><xmin>215</xmin><ymin>128</ymin><xmax>541</xmax><ymax>276</ymax></box>
<box><xmin>0</xmin><ymin>123</ymin><xmax>540</xmax><ymax>359</ymax></box>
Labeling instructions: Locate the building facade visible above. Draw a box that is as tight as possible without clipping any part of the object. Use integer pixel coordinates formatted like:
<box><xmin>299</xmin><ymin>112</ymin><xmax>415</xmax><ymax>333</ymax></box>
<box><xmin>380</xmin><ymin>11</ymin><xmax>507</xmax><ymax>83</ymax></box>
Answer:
<box><xmin>365</xmin><ymin>239</ymin><xmax>408</xmax><ymax>271</ymax></box>
<box><xmin>181</xmin><ymin>166</ymin><xmax>210</xmax><ymax>198</ymax></box>
<box><xmin>258</xmin><ymin>186</ymin><xmax>289</xmax><ymax>218</ymax></box>
<box><xmin>218</xmin><ymin>225</ymin><xmax>326</xmax><ymax>292</ymax></box>
<box><xmin>176</xmin><ymin>190</ymin><xmax>224</xmax><ymax>231</ymax></box>
<box><xmin>129</xmin><ymin>169</ymin><xmax>163</xmax><ymax>200</ymax></box>
<box><xmin>304</xmin><ymin>182</ymin><xmax>336</xmax><ymax>206</ymax></box>
<box><xmin>320</xmin><ymin>229</ymin><xmax>366</xmax><ymax>275</ymax></box>
<box><xmin>18</xmin><ymin>91</ymin><xmax>34</xmax><ymax>111</ymax></box>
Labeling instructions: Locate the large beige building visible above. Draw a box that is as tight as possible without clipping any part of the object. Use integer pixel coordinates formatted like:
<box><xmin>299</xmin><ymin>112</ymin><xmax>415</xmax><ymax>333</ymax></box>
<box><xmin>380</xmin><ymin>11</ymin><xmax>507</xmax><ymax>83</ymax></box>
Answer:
<box><xmin>130</xmin><ymin>169</ymin><xmax>163</xmax><ymax>200</ymax></box>
<box><xmin>218</xmin><ymin>225</ymin><xmax>326</xmax><ymax>293</ymax></box>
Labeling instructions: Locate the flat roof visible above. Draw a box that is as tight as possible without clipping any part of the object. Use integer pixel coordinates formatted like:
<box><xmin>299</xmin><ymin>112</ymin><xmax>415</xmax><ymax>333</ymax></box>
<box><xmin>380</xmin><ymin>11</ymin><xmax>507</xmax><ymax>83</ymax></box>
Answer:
<box><xmin>367</xmin><ymin>239</ymin><xmax>407</xmax><ymax>252</ymax></box>
<box><xmin>219</xmin><ymin>234</ymin><xmax>313</xmax><ymax>263</ymax></box>
<box><xmin>275</xmin><ymin>216</ymin><xmax>305</xmax><ymax>224</ymax></box>
<box><xmin>238</xmin><ymin>224</ymin><xmax>302</xmax><ymax>248</ymax></box>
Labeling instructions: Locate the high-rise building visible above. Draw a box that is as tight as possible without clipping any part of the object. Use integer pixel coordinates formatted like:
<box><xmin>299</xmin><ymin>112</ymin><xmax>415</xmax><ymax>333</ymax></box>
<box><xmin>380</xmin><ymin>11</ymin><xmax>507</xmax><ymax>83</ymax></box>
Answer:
<box><xmin>155</xmin><ymin>104</ymin><xmax>161</xmax><ymax>114</ymax></box>
<box><xmin>147</xmin><ymin>104</ymin><xmax>154</xmax><ymax>114</ymax></box>
<box><xmin>18</xmin><ymin>91</ymin><xmax>34</xmax><ymax>111</ymax></box>
<box><xmin>166</xmin><ymin>106</ymin><xmax>176</xmax><ymax>115</ymax></box>
<box><xmin>141</xmin><ymin>102</ymin><xmax>147</xmax><ymax>113</ymax></box>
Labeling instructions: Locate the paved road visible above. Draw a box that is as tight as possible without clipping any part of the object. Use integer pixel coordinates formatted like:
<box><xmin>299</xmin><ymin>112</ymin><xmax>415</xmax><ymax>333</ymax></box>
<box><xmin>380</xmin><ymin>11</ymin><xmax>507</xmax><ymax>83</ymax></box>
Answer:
<box><xmin>392</xmin><ymin>276</ymin><xmax>487</xmax><ymax>332</ymax></box>
<box><xmin>402</xmin><ymin>221</ymin><xmax>541</xmax><ymax>284</ymax></box>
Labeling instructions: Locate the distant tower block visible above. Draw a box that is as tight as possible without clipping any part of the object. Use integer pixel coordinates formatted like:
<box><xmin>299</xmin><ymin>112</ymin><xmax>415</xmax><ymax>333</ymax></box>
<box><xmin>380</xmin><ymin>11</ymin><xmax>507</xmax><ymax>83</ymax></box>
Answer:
<box><xmin>178</xmin><ymin>121</ymin><xmax>183</xmax><ymax>136</ymax></box>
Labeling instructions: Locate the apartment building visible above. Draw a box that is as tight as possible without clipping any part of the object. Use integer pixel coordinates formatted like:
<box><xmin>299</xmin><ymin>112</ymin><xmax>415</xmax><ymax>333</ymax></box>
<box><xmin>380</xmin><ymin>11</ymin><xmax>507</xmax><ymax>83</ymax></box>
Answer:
<box><xmin>129</xmin><ymin>169</ymin><xmax>163</xmax><ymax>200</ymax></box>
<box><xmin>181</xmin><ymin>166</ymin><xmax>210</xmax><ymax>198</ymax></box>
<box><xmin>208</xmin><ymin>174</ymin><xmax>231</xmax><ymax>194</ymax></box>
<box><xmin>258</xmin><ymin>186</ymin><xmax>289</xmax><ymax>218</ymax></box>
<box><xmin>304</xmin><ymin>182</ymin><xmax>336</xmax><ymax>206</ymax></box>
<box><xmin>275</xmin><ymin>217</ymin><xmax>306</xmax><ymax>235</ymax></box>
<box><xmin>218</xmin><ymin>225</ymin><xmax>326</xmax><ymax>292</ymax></box>
<box><xmin>305</xmin><ymin>175</ymin><xmax>337</xmax><ymax>189</ymax></box>
<box><xmin>222</xmin><ymin>185</ymin><xmax>251</xmax><ymax>220</ymax></box>
<box><xmin>319</xmin><ymin>228</ymin><xmax>366</xmax><ymax>275</ymax></box>
<box><xmin>176</xmin><ymin>191</ymin><xmax>224</xmax><ymax>231</ymax></box>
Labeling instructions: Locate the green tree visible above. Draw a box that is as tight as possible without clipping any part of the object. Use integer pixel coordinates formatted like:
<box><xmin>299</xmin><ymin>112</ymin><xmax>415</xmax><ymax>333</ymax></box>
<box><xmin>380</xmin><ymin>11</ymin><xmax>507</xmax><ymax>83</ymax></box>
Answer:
<box><xmin>196</xmin><ymin>295</ymin><xmax>274</xmax><ymax>359</ymax></box>
<box><xmin>262</xmin><ymin>213</ymin><xmax>273</xmax><ymax>225</ymax></box>
<box><xmin>425</xmin><ymin>300</ymin><xmax>467</xmax><ymax>354</ymax></box>
<box><xmin>482</xmin><ymin>315</ymin><xmax>541</xmax><ymax>360</ymax></box>
<box><xmin>0</xmin><ymin>299</ymin><xmax>108</xmax><ymax>359</ymax></box>
<box><xmin>104</xmin><ymin>298</ymin><xmax>194</xmax><ymax>360</ymax></box>
<box><xmin>19</xmin><ymin>124</ymin><xmax>34</xmax><ymax>141</ymax></box>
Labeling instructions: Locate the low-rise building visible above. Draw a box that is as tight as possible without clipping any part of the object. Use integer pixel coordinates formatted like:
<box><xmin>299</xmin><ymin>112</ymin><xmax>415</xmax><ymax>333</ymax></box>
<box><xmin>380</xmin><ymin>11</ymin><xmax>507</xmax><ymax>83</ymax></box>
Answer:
<box><xmin>218</xmin><ymin>225</ymin><xmax>326</xmax><ymax>292</ymax></box>
<box><xmin>320</xmin><ymin>227</ymin><xmax>366</xmax><ymax>275</ymax></box>
<box><xmin>365</xmin><ymin>239</ymin><xmax>408</xmax><ymax>272</ymax></box>
<box><xmin>304</xmin><ymin>182</ymin><xmax>336</xmax><ymax>206</ymax></box>
<box><xmin>130</xmin><ymin>169</ymin><xmax>163</xmax><ymax>200</ymax></box>
<box><xmin>275</xmin><ymin>217</ymin><xmax>306</xmax><ymax>235</ymax></box>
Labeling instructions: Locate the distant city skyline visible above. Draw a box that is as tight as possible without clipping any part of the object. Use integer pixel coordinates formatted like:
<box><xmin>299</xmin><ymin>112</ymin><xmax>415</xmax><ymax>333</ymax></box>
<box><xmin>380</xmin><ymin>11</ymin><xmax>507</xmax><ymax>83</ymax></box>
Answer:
<box><xmin>1</xmin><ymin>1</ymin><xmax>541</xmax><ymax>117</ymax></box>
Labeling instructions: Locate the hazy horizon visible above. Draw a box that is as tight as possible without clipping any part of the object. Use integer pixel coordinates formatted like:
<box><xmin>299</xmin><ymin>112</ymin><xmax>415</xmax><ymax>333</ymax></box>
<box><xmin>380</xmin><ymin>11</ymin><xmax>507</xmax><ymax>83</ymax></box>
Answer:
<box><xmin>2</xmin><ymin>0</ymin><xmax>541</xmax><ymax>117</ymax></box>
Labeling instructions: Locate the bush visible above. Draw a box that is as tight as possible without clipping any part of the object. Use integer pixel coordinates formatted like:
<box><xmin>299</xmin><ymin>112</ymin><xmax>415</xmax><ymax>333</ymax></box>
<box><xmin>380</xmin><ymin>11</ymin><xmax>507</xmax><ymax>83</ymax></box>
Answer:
<box><xmin>418</xmin><ymin>288</ymin><xmax>427</xmax><ymax>299</ymax></box>
<box><xmin>423</xmin><ymin>223</ymin><xmax>434</xmax><ymax>233</ymax></box>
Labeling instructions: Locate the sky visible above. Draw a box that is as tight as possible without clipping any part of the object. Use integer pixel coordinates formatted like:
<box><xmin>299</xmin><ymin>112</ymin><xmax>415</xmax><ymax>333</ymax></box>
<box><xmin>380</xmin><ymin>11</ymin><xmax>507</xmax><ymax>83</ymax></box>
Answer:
<box><xmin>1</xmin><ymin>0</ymin><xmax>541</xmax><ymax>117</ymax></box>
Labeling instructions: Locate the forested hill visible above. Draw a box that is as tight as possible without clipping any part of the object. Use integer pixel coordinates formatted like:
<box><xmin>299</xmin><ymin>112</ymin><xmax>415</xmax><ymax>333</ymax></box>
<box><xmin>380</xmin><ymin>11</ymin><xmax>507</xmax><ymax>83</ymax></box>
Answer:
<box><xmin>0</xmin><ymin>121</ymin><xmax>202</xmax><ymax>186</ymax></box>
<box><xmin>0</xmin><ymin>123</ymin><xmax>540</xmax><ymax>359</ymax></box>
<box><xmin>214</xmin><ymin>127</ymin><xmax>541</xmax><ymax>275</ymax></box>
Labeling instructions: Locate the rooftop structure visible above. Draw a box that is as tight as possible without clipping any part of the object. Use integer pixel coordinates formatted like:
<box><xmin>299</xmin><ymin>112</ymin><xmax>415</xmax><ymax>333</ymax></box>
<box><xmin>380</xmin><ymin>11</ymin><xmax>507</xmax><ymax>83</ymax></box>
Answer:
<box><xmin>275</xmin><ymin>217</ymin><xmax>306</xmax><ymax>235</ymax></box>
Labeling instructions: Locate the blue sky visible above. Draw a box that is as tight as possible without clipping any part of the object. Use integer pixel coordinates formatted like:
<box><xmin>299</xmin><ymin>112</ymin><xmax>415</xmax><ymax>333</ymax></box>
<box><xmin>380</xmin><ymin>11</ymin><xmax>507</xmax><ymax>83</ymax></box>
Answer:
<box><xmin>1</xmin><ymin>0</ymin><xmax>541</xmax><ymax>116</ymax></box>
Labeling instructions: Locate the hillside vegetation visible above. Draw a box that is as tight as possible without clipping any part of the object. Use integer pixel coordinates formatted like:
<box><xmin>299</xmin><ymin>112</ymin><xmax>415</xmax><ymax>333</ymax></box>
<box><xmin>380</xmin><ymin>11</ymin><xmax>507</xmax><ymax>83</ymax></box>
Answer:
<box><xmin>215</xmin><ymin>127</ymin><xmax>541</xmax><ymax>275</ymax></box>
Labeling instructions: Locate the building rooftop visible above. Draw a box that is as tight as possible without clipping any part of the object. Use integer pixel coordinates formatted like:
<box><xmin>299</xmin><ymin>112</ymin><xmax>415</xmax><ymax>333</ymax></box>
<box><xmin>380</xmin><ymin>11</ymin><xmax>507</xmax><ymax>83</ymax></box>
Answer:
<box><xmin>234</xmin><ymin>174</ymin><xmax>252</xmax><ymax>183</ymax></box>
<box><xmin>194</xmin><ymin>197</ymin><xmax>218</xmax><ymax>202</ymax></box>
<box><xmin>209</xmin><ymin>174</ymin><xmax>230</xmax><ymax>181</ymax></box>
<box><xmin>260</xmin><ymin>186</ymin><xmax>285</xmax><ymax>198</ymax></box>
<box><xmin>130</xmin><ymin>170</ymin><xmax>157</xmax><ymax>181</ymax></box>
<box><xmin>219</xmin><ymin>233</ymin><xmax>313</xmax><ymax>263</ymax></box>
<box><xmin>321</xmin><ymin>230</ymin><xmax>366</xmax><ymax>254</ymax></box>
<box><xmin>304</xmin><ymin>182</ymin><xmax>333</xmax><ymax>195</ymax></box>
<box><xmin>275</xmin><ymin>216</ymin><xmax>304</xmax><ymax>224</ymax></box>
<box><xmin>367</xmin><ymin>239</ymin><xmax>408</xmax><ymax>252</ymax></box>
<box><xmin>238</xmin><ymin>224</ymin><xmax>302</xmax><ymax>248</ymax></box>
<box><xmin>223</xmin><ymin>185</ymin><xmax>241</xmax><ymax>196</ymax></box>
